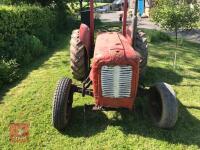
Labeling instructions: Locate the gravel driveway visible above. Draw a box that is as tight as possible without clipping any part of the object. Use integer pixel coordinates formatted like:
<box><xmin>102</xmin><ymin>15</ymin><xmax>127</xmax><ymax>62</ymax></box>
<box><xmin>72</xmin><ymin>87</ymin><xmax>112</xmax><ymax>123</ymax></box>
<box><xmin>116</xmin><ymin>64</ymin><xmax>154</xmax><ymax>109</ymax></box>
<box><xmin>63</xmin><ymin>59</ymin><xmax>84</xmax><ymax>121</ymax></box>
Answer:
<box><xmin>99</xmin><ymin>11</ymin><xmax>200</xmax><ymax>44</ymax></box>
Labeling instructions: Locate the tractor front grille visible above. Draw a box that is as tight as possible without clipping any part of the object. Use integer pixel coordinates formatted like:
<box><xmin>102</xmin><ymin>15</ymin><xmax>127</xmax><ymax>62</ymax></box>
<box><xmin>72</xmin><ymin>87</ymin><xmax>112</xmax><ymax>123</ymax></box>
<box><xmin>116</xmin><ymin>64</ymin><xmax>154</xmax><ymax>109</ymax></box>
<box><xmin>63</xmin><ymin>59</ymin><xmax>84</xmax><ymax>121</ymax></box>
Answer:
<box><xmin>101</xmin><ymin>65</ymin><xmax>132</xmax><ymax>98</ymax></box>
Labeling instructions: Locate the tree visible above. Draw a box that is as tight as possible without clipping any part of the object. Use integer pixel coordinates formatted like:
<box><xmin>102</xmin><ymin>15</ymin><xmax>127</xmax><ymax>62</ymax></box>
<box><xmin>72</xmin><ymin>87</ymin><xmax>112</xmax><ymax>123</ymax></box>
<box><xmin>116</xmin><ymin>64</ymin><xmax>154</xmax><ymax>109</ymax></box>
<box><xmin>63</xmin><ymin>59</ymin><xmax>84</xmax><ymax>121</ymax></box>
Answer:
<box><xmin>3</xmin><ymin>0</ymin><xmax>79</xmax><ymax>7</ymax></box>
<box><xmin>151</xmin><ymin>0</ymin><xmax>200</xmax><ymax>46</ymax></box>
<box><xmin>151</xmin><ymin>0</ymin><xmax>200</xmax><ymax>68</ymax></box>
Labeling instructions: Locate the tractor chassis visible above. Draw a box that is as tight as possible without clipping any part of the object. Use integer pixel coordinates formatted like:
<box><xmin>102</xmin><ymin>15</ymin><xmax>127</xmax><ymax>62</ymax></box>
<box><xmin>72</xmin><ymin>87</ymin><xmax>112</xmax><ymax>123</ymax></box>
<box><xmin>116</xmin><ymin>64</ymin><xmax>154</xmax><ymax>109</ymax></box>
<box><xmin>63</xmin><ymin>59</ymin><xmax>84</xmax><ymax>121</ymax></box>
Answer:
<box><xmin>71</xmin><ymin>77</ymin><xmax>93</xmax><ymax>97</ymax></box>
<box><xmin>71</xmin><ymin>77</ymin><xmax>150</xmax><ymax>111</ymax></box>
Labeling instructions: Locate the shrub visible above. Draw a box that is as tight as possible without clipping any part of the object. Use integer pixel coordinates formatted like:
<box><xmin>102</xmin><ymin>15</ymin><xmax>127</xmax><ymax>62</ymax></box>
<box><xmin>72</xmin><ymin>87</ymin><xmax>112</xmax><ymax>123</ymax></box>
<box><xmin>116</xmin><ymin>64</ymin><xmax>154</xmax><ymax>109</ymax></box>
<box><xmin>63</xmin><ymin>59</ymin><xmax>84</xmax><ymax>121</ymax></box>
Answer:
<box><xmin>0</xmin><ymin>5</ymin><xmax>57</xmax><ymax>64</ymax></box>
<box><xmin>0</xmin><ymin>5</ymin><xmax>58</xmax><ymax>88</ymax></box>
<box><xmin>12</xmin><ymin>34</ymin><xmax>46</xmax><ymax>64</ymax></box>
<box><xmin>0</xmin><ymin>59</ymin><xmax>19</xmax><ymax>88</ymax></box>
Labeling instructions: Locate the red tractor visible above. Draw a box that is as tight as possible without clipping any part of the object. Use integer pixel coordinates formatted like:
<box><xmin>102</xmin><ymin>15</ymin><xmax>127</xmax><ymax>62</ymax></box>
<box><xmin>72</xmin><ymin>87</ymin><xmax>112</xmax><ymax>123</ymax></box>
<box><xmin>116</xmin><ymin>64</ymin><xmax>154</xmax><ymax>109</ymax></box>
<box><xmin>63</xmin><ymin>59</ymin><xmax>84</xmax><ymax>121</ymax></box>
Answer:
<box><xmin>52</xmin><ymin>0</ymin><xmax>178</xmax><ymax>131</ymax></box>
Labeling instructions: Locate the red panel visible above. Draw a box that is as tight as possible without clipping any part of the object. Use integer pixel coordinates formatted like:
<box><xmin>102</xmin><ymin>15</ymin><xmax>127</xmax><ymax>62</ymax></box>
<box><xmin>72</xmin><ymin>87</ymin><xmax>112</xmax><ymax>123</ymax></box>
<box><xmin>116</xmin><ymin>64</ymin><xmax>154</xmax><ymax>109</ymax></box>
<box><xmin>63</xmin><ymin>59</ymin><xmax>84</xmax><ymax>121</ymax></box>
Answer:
<box><xmin>79</xmin><ymin>24</ymin><xmax>91</xmax><ymax>57</ymax></box>
<box><xmin>90</xmin><ymin>32</ymin><xmax>140</xmax><ymax>110</ymax></box>
<box><xmin>126</xmin><ymin>26</ymin><xmax>133</xmax><ymax>45</ymax></box>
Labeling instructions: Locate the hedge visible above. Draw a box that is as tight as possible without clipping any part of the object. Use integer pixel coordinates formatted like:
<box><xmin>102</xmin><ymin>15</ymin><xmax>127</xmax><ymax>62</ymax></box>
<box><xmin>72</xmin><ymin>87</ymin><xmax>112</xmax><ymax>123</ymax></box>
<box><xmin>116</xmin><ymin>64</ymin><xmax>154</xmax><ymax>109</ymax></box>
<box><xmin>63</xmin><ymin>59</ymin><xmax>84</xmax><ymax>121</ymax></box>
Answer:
<box><xmin>0</xmin><ymin>5</ymin><xmax>58</xmax><ymax>88</ymax></box>
<box><xmin>0</xmin><ymin>59</ymin><xmax>18</xmax><ymax>87</ymax></box>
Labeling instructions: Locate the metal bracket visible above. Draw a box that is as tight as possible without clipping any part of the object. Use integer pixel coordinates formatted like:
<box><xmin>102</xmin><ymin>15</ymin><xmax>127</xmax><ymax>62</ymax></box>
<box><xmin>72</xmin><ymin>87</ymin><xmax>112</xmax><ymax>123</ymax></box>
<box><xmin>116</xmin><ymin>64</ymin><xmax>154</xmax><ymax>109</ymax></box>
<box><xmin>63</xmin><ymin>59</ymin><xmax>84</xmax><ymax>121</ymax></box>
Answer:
<box><xmin>72</xmin><ymin>76</ymin><xmax>93</xmax><ymax>97</ymax></box>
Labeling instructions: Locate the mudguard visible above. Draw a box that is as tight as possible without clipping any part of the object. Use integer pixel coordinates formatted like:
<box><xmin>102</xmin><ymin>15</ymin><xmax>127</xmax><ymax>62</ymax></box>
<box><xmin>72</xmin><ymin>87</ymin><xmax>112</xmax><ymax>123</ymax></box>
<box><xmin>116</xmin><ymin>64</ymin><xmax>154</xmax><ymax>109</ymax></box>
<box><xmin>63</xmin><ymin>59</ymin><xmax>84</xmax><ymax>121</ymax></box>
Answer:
<box><xmin>79</xmin><ymin>23</ymin><xmax>91</xmax><ymax>58</ymax></box>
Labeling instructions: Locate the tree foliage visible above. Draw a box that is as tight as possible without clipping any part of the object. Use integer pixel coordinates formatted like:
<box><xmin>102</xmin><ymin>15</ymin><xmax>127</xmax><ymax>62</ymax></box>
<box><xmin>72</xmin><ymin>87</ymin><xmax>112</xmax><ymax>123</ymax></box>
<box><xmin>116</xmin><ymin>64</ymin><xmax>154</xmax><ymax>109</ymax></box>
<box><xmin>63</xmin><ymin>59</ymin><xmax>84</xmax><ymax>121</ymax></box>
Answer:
<box><xmin>1</xmin><ymin>0</ymin><xmax>79</xmax><ymax>6</ymax></box>
<box><xmin>151</xmin><ymin>0</ymin><xmax>200</xmax><ymax>36</ymax></box>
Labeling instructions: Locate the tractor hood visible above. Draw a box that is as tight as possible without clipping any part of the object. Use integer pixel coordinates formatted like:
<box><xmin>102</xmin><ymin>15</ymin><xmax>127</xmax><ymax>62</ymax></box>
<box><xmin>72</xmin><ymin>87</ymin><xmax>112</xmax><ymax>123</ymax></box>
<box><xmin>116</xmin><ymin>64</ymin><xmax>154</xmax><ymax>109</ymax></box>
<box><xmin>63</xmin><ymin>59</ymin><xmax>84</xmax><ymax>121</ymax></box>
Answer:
<box><xmin>89</xmin><ymin>32</ymin><xmax>140</xmax><ymax>109</ymax></box>
<box><xmin>91</xmin><ymin>32</ymin><xmax>140</xmax><ymax>67</ymax></box>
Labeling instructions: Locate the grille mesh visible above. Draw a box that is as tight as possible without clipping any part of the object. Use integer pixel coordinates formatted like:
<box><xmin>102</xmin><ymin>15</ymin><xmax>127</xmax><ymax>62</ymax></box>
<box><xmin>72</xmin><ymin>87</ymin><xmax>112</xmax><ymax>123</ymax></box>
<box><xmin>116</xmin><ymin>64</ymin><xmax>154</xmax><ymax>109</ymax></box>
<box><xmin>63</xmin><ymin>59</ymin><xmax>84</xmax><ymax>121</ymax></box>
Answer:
<box><xmin>101</xmin><ymin>65</ymin><xmax>132</xmax><ymax>98</ymax></box>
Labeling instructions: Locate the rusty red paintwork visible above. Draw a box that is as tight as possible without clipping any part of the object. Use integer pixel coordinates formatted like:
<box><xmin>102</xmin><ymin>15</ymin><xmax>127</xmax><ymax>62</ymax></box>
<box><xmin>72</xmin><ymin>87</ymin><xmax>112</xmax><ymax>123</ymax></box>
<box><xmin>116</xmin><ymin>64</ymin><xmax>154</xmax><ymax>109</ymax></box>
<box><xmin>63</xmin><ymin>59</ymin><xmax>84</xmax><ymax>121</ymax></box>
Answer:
<box><xmin>79</xmin><ymin>0</ymin><xmax>94</xmax><ymax>58</ymax></box>
<box><xmin>79</xmin><ymin>23</ymin><xmax>91</xmax><ymax>57</ymax></box>
<box><xmin>89</xmin><ymin>32</ymin><xmax>140</xmax><ymax>110</ymax></box>
<box><xmin>126</xmin><ymin>26</ymin><xmax>133</xmax><ymax>45</ymax></box>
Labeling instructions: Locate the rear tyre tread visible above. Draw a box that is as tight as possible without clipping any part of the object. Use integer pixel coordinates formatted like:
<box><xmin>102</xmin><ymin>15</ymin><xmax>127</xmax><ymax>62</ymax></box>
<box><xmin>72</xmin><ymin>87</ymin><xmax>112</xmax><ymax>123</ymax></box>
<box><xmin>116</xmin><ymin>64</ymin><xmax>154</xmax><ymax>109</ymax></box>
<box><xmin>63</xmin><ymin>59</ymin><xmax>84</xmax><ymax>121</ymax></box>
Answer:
<box><xmin>135</xmin><ymin>31</ymin><xmax>148</xmax><ymax>78</ymax></box>
<box><xmin>70</xmin><ymin>29</ymin><xmax>89</xmax><ymax>81</ymax></box>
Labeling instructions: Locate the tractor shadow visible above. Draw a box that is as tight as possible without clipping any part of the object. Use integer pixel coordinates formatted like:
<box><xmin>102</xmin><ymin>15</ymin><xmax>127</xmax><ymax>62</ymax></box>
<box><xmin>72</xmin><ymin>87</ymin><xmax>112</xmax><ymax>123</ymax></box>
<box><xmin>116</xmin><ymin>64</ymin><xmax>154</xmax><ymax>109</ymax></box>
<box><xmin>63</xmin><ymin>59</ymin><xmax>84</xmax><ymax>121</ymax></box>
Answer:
<box><xmin>63</xmin><ymin>105</ymin><xmax>109</xmax><ymax>137</ymax></box>
<box><xmin>113</xmin><ymin>100</ymin><xmax>200</xmax><ymax>148</ymax></box>
<box><xmin>63</xmin><ymin>66</ymin><xmax>200</xmax><ymax>147</ymax></box>
<box><xmin>142</xmin><ymin>66</ymin><xmax>183</xmax><ymax>86</ymax></box>
<box><xmin>63</xmin><ymin>101</ymin><xmax>200</xmax><ymax>147</ymax></box>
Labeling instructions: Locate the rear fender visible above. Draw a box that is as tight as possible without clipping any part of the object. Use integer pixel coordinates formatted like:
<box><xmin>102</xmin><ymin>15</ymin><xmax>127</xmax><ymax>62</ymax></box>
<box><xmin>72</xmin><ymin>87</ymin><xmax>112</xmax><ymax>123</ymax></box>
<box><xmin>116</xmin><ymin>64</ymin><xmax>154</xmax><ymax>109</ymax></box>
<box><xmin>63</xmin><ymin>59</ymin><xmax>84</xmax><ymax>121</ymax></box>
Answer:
<box><xmin>79</xmin><ymin>24</ymin><xmax>91</xmax><ymax>58</ymax></box>
<box><xmin>126</xmin><ymin>25</ymin><xmax>133</xmax><ymax>45</ymax></box>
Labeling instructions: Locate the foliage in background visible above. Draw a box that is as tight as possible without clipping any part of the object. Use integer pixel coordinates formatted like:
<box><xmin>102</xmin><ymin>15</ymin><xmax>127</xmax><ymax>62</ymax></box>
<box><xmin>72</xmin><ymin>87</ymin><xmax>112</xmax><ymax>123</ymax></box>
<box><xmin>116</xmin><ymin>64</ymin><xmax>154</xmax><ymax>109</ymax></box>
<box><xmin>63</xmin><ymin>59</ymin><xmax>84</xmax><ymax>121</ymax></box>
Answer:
<box><xmin>0</xmin><ymin>5</ymin><xmax>56</xmax><ymax>63</ymax></box>
<box><xmin>151</xmin><ymin>0</ymin><xmax>200</xmax><ymax>44</ymax></box>
<box><xmin>0</xmin><ymin>59</ymin><xmax>18</xmax><ymax>87</ymax></box>
<box><xmin>0</xmin><ymin>0</ymin><xmax>78</xmax><ymax>7</ymax></box>
<box><xmin>0</xmin><ymin>4</ymin><xmax>73</xmax><ymax>88</ymax></box>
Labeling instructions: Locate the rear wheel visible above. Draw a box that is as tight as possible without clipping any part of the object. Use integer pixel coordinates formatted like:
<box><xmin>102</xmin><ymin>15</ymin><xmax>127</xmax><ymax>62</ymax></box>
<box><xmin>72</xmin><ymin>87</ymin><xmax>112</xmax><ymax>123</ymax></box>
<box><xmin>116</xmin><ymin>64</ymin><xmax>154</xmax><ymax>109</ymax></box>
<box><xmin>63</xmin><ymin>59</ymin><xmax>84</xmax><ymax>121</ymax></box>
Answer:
<box><xmin>148</xmin><ymin>82</ymin><xmax>178</xmax><ymax>129</ymax></box>
<box><xmin>70</xmin><ymin>29</ymin><xmax>89</xmax><ymax>81</ymax></box>
<box><xmin>52</xmin><ymin>77</ymin><xmax>73</xmax><ymax>131</ymax></box>
<box><xmin>135</xmin><ymin>31</ymin><xmax>148</xmax><ymax>78</ymax></box>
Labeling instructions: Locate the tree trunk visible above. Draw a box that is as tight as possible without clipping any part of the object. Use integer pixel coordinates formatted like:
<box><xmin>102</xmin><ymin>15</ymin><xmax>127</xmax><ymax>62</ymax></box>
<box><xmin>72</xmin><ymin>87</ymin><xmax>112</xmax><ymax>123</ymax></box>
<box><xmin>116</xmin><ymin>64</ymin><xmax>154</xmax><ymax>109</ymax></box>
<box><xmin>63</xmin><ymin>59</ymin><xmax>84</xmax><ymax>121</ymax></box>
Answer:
<box><xmin>174</xmin><ymin>26</ymin><xmax>178</xmax><ymax>69</ymax></box>
<box><xmin>175</xmin><ymin>26</ymin><xmax>178</xmax><ymax>47</ymax></box>
<box><xmin>79</xmin><ymin>0</ymin><xmax>83</xmax><ymax>11</ymax></box>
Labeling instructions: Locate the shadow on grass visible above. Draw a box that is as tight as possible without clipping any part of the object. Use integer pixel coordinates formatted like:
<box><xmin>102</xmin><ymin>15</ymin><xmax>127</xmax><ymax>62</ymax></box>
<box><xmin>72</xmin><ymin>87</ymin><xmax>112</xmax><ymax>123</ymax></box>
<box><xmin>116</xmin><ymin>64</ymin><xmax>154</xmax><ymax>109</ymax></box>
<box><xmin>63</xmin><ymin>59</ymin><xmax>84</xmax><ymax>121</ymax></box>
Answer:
<box><xmin>143</xmin><ymin>66</ymin><xmax>183</xmax><ymax>86</ymax></box>
<box><xmin>64</xmin><ymin>105</ymin><xmax>109</xmax><ymax>137</ymax></box>
<box><xmin>118</xmin><ymin>101</ymin><xmax>200</xmax><ymax>147</ymax></box>
<box><xmin>0</xmin><ymin>34</ymin><xmax>70</xmax><ymax>103</ymax></box>
<box><xmin>63</xmin><ymin>101</ymin><xmax>200</xmax><ymax>147</ymax></box>
<box><xmin>62</xmin><ymin>67</ymin><xmax>200</xmax><ymax>147</ymax></box>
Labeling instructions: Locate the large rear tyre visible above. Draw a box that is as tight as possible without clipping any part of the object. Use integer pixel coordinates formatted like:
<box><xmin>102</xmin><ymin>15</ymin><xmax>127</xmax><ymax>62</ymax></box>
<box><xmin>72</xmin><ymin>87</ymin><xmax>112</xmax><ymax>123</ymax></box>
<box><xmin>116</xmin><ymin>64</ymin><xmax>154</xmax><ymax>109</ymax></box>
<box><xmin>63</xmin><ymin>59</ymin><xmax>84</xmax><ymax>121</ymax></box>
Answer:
<box><xmin>70</xmin><ymin>29</ymin><xmax>89</xmax><ymax>81</ymax></box>
<box><xmin>148</xmin><ymin>82</ymin><xmax>178</xmax><ymax>129</ymax></box>
<box><xmin>52</xmin><ymin>77</ymin><xmax>73</xmax><ymax>131</ymax></box>
<box><xmin>135</xmin><ymin>31</ymin><xmax>148</xmax><ymax>78</ymax></box>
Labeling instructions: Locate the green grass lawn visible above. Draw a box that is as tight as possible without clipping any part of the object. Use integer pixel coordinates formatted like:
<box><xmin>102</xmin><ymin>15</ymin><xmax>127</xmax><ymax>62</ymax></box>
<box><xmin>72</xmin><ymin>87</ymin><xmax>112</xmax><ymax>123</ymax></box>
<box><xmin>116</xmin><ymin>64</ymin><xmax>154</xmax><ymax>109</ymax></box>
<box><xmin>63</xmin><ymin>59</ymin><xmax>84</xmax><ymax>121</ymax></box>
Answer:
<box><xmin>198</xmin><ymin>21</ymin><xmax>200</xmax><ymax>29</ymax></box>
<box><xmin>0</xmin><ymin>23</ymin><xmax>200</xmax><ymax>149</ymax></box>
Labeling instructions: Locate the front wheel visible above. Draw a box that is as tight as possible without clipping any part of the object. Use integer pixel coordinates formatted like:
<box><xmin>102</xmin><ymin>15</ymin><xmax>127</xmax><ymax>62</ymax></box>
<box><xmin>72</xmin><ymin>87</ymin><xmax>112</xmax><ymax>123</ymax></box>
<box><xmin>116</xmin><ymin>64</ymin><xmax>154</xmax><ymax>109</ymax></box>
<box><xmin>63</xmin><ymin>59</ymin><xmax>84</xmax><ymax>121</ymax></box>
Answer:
<box><xmin>52</xmin><ymin>77</ymin><xmax>73</xmax><ymax>131</ymax></box>
<box><xmin>148</xmin><ymin>82</ymin><xmax>178</xmax><ymax>129</ymax></box>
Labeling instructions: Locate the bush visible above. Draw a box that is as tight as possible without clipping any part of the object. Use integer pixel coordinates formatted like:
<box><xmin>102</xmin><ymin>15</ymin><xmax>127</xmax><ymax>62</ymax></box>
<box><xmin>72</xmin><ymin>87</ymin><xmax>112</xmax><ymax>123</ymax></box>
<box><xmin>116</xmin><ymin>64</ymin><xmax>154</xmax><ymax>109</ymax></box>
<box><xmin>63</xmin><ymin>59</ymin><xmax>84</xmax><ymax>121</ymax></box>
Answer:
<box><xmin>12</xmin><ymin>34</ymin><xmax>46</xmax><ymax>64</ymax></box>
<box><xmin>0</xmin><ymin>5</ymin><xmax>60</xmax><ymax>88</ymax></box>
<box><xmin>0</xmin><ymin>59</ymin><xmax>18</xmax><ymax>88</ymax></box>
<box><xmin>0</xmin><ymin>5</ymin><xmax>57</xmax><ymax>64</ymax></box>
<box><xmin>150</xmin><ymin>31</ymin><xmax>171</xmax><ymax>43</ymax></box>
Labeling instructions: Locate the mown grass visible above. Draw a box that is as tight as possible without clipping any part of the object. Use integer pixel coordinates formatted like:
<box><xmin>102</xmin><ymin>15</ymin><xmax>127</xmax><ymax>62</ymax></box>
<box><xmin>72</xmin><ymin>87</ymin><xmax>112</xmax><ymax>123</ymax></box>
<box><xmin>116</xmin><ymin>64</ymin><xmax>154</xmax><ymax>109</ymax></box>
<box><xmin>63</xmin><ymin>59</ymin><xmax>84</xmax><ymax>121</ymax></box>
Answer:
<box><xmin>197</xmin><ymin>21</ymin><xmax>200</xmax><ymax>29</ymax></box>
<box><xmin>0</xmin><ymin>22</ymin><xmax>200</xmax><ymax>149</ymax></box>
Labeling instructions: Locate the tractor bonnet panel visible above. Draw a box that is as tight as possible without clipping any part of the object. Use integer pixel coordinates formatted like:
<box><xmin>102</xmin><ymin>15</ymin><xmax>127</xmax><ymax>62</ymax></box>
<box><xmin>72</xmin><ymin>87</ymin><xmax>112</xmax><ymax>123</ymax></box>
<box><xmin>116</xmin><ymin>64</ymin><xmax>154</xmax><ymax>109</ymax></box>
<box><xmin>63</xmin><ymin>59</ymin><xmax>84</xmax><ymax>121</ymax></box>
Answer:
<box><xmin>90</xmin><ymin>32</ymin><xmax>140</xmax><ymax>109</ymax></box>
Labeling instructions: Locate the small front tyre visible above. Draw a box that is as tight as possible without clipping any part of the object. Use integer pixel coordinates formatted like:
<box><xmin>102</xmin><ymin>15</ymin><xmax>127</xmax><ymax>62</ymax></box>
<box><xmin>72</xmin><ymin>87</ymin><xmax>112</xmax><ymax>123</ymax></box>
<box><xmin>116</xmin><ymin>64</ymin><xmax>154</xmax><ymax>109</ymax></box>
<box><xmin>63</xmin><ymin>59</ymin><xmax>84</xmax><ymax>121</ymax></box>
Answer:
<box><xmin>148</xmin><ymin>82</ymin><xmax>178</xmax><ymax>129</ymax></box>
<box><xmin>52</xmin><ymin>77</ymin><xmax>73</xmax><ymax>131</ymax></box>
